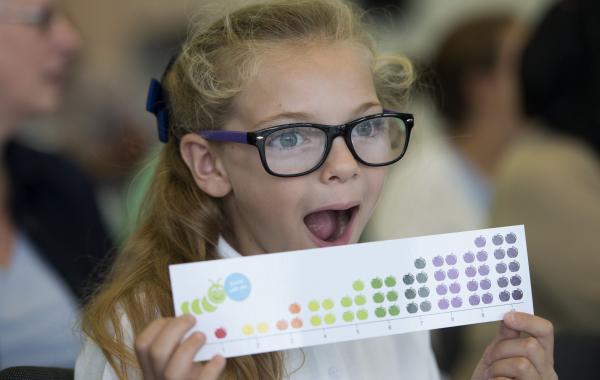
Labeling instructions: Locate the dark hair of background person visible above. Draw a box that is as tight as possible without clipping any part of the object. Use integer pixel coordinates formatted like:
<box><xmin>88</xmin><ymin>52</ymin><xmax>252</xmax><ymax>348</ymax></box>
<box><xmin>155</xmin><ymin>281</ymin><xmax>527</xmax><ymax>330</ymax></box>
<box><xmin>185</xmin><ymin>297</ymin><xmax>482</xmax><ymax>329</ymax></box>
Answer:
<box><xmin>429</xmin><ymin>14</ymin><xmax>518</xmax><ymax>132</ymax></box>
<box><xmin>520</xmin><ymin>0</ymin><xmax>600</xmax><ymax>156</ymax></box>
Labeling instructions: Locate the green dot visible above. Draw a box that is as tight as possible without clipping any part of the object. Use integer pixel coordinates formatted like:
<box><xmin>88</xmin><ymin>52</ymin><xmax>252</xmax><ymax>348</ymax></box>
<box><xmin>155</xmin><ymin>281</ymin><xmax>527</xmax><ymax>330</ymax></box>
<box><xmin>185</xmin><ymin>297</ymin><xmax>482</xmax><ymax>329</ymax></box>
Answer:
<box><xmin>341</xmin><ymin>296</ymin><xmax>353</xmax><ymax>307</ymax></box>
<box><xmin>386</xmin><ymin>290</ymin><xmax>398</xmax><ymax>302</ymax></box>
<box><xmin>373</xmin><ymin>292</ymin><xmax>385</xmax><ymax>303</ymax></box>
<box><xmin>375</xmin><ymin>306</ymin><xmax>387</xmax><ymax>318</ymax></box>
<box><xmin>322</xmin><ymin>299</ymin><xmax>334</xmax><ymax>310</ymax></box>
<box><xmin>403</xmin><ymin>274</ymin><xmax>415</xmax><ymax>285</ymax></box>
<box><xmin>352</xmin><ymin>280</ymin><xmax>365</xmax><ymax>291</ymax></box>
<box><xmin>389</xmin><ymin>304</ymin><xmax>400</xmax><ymax>316</ymax></box>
<box><xmin>356</xmin><ymin>309</ymin><xmax>368</xmax><ymax>320</ymax></box>
<box><xmin>384</xmin><ymin>276</ymin><xmax>397</xmax><ymax>287</ymax></box>
<box><xmin>405</xmin><ymin>288</ymin><xmax>416</xmax><ymax>299</ymax></box>
<box><xmin>308</xmin><ymin>300</ymin><xmax>320</xmax><ymax>312</ymax></box>
<box><xmin>371</xmin><ymin>277</ymin><xmax>383</xmax><ymax>289</ymax></box>
<box><xmin>354</xmin><ymin>294</ymin><xmax>366</xmax><ymax>306</ymax></box>
<box><xmin>343</xmin><ymin>311</ymin><xmax>355</xmax><ymax>322</ymax></box>
<box><xmin>310</xmin><ymin>315</ymin><xmax>322</xmax><ymax>326</ymax></box>
<box><xmin>324</xmin><ymin>313</ymin><xmax>336</xmax><ymax>325</ymax></box>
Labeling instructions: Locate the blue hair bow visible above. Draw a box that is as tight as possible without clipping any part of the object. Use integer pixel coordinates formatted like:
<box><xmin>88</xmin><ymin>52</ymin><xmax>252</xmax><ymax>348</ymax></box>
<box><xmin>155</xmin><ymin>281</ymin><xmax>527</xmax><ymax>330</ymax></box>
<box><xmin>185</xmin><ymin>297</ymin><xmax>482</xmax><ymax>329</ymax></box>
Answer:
<box><xmin>146</xmin><ymin>78</ymin><xmax>169</xmax><ymax>143</ymax></box>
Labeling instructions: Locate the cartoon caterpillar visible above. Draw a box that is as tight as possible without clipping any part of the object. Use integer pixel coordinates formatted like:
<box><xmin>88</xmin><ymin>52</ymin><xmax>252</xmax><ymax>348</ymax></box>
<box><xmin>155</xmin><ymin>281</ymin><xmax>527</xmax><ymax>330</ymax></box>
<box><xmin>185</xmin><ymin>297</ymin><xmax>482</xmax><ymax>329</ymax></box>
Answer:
<box><xmin>181</xmin><ymin>280</ymin><xmax>227</xmax><ymax>315</ymax></box>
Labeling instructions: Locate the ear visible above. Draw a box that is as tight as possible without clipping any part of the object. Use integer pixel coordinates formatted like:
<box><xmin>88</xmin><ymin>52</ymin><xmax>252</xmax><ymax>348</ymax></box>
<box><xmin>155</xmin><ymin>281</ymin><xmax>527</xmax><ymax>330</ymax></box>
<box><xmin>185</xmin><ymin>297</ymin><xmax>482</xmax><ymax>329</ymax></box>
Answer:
<box><xmin>179</xmin><ymin>133</ymin><xmax>232</xmax><ymax>198</ymax></box>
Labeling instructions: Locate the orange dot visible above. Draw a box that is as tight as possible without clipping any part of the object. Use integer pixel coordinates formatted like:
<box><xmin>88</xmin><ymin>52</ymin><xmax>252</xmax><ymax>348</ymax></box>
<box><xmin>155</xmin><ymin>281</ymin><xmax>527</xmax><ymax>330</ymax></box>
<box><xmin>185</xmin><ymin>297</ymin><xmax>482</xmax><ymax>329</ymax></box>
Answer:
<box><xmin>291</xmin><ymin>318</ymin><xmax>303</xmax><ymax>329</ymax></box>
<box><xmin>276</xmin><ymin>319</ymin><xmax>289</xmax><ymax>331</ymax></box>
<box><xmin>289</xmin><ymin>303</ymin><xmax>301</xmax><ymax>314</ymax></box>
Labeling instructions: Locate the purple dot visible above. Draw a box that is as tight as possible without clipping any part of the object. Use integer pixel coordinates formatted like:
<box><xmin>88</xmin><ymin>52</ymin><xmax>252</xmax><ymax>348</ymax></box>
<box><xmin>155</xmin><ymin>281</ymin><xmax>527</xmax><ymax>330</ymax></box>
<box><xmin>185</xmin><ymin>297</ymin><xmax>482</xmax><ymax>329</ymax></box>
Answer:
<box><xmin>475</xmin><ymin>236</ymin><xmax>486</xmax><ymax>248</ymax></box>
<box><xmin>507</xmin><ymin>247</ymin><xmax>518</xmax><ymax>258</ymax></box>
<box><xmin>506</xmin><ymin>233</ymin><xmax>517</xmax><ymax>244</ymax></box>
<box><xmin>476</xmin><ymin>250</ymin><xmax>488</xmax><ymax>262</ymax></box>
<box><xmin>494</xmin><ymin>248</ymin><xmax>506</xmax><ymax>260</ymax></box>
<box><xmin>436</xmin><ymin>284</ymin><xmax>448</xmax><ymax>295</ymax></box>
<box><xmin>438</xmin><ymin>298</ymin><xmax>450</xmax><ymax>310</ymax></box>
<box><xmin>495</xmin><ymin>262</ymin><xmax>507</xmax><ymax>274</ymax></box>
<box><xmin>434</xmin><ymin>270</ymin><xmax>446</xmax><ymax>281</ymax></box>
<box><xmin>482</xmin><ymin>293</ymin><xmax>493</xmax><ymax>304</ymax></box>
<box><xmin>465</xmin><ymin>266</ymin><xmax>477</xmax><ymax>277</ymax></box>
<box><xmin>499</xmin><ymin>290</ymin><xmax>510</xmax><ymax>302</ymax></box>
<box><xmin>447</xmin><ymin>268</ymin><xmax>459</xmax><ymax>280</ymax></box>
<box><xmin>509</xmin><ymin>261</ymin><xmax>520</xmax><ymax>272</ymax></box>
<box><xmin>432</xmin><ymin>255</ymin><xmax>444</xmax><ymax>267</ymax></box>
<box><xmin>463</xmin><ymin>251</ymin><xmax>475</xmax><ymax>263</ymax></box>
<box><xmin>445</xmin><ymin>254</ymin><xmax>457</xmax><ymax>266</ymax></box>
<box><xmin>510</xmin><ymin>275</ymin><xmax>522</xmax><ymax>286</ymax></box>
<box><xmin>497</xmin><ymin>276</ymin><xmax>508</xmax><ymax>288</ymax></box>
<box><xmin>480</xmin><ymin>278</ymin><xmax>492</xmax><ymax>290</ymax></box>
<box><xmin>478</xmin><ymin>264</ymin><xmax>490</xmax><ymax>276</ymax></box>
<box><xmin>512</xmin><ymin>289</ymin><xmax>523</xmax><ymax>300</ymax></box>
<box><xmin>467</xmin><ymin>280</ymin><xmax>478</xmax><ymax>292</ymax></box>
<box><xmin>449</xmin><ymin>282</ymin><xmax>461</xmax><ymax>294</ymax></box>
<box><xmin>492</xmin><ymin>234</ymin><xmax>504</xmax><ymax>246</ymax></box>
<box><xmin>469</xmin><ymin>294</ymin><xmax>481</xmax><ymax>306</ymax></box>
<box><xmin>451</xmin><ymin>297</ymin><xmax>463</xmax><ymax>308</ymax></box>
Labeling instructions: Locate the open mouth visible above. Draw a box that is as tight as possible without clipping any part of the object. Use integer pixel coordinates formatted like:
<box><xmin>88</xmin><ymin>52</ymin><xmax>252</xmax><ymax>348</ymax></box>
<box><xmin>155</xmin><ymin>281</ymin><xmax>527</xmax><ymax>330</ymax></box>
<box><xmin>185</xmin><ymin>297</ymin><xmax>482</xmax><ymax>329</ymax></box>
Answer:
<box><xmin>303</xmin><ymin>205</ymin><xmax>359</xmax><ymax>246</ymax></box>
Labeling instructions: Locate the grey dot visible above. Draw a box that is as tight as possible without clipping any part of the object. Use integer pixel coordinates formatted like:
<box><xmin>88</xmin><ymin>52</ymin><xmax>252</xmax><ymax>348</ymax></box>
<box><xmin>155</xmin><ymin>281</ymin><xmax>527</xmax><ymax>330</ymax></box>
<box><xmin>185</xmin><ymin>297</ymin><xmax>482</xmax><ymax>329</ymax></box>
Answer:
<box><xmin>418</xmin><ymin>286</ymin><xmax>430</xmax><ymax>298</ymax></box>
<box><xmin>482</xmin><ymin>293</ymin><xmax>493</xmax><ymax>304</ymax></box>
<box><xmin>512</xmin><ymin>289</ymin><xmax>523</xmax><ymax>300</ymax></box>
<box><xmin>436</xmin><ymin>284</ymin><xmax>448</xmax><ymax>295</ymax></box>
<box><xmin>475</xmin><ymin>236</ymin><xmax>486</xmax><ymax>248</ymax></box>
<box><xmin>506</xmin><ymin>233</ymin><xmax>517</xmax><ymax>244</ymax></box>
<box><xmin>499</xmin><ymin>290</ymin><xmax>510</xmax><ymax>302</ymax></box>
<box><xmin>465</xmin><ymin>266</ymin><xmax>477</xmax><ymax>277</ymax></box>
<box><xmin>477</xmin><ymin>250</ymin><xmax>488</xmax><ymax>262</ymax></box>
<box><xmin>497</xmin><ymin>277</ymin><xmax>509</xmax><ymax>288</ymax></box>
<box><xmin>494</xmin><ymin>248</ymin><xmax>506</xmax><ymax>260</ymax></box>
<box><xmin>463</xmin><ymin>251</ymin><xmax>475</xmax><ymax>263</ymax></box>
<box><xmin>403</xmin><ymin>274</ymin><xmax>414</xmax><ymax>285</ymax></box>
<box><xmin>469</xmin><ymin>294</ymin><xmax>481</xmax><ymax>306</ymax></box>
<box><xmin>405</xmin><ymin>288</ymin><xmax>416</xmax><ymax>299</ymax></box>
<box><xmin>449</xmin><ymin>282</ymin><xmax>461</xmax><ymax>294</ymax></box>
<box><xmin>445</xmin><ymin>254</ymin><xmax>457</xmax><ymax>266</ymax></box>
<box><xmin>438</xmin><ymin>298</ymin><xmax>449</xmax><ymax>310</ymax></box>
<box><xmin>496</xmin><ymin>262</ymin><xmax>507</xmax><ymax>274</ymax></box>
<box><xmin>434</xmin><ymin>270</ymin><xmax>446</xmax><ymax>281</ymax></box>
<box><xmin>433</xmin><ymin>255</ymin><xmax>444</xmax><ymax>267</ymax></box>
<box><xmin>415</xmin><ymin>257</ymin><xmax>426</xmax><ymax>269</ymax></box>
<box><xmin>420</xmin><ymin>301</ymin><xmax>432</xmax><ymax>312</ymax></box>
<box><xmin>416</xmin><ymin>272</ymin><xmax>428</xmax><ymax>284</ymax></box>
<box><xmin>492</xmin><ymin>234</ymin><xmax>504</xmax><ymax>246</ymax></box>
<box><xmin>451</xmin><ymin>297</ymin><xmax>463</xmax><ymax>308</ymax></box>
<box><xmin>510</xmin><ymin>275</ymin><xmax>522</xmax><ymax>286</ymax></box>
<box><xmin>407</xmin><ymin>302</ymin><xmax>418</xmax><ymax>314</ymax></box>
<box><xmin>509</xmin><ymin>261</ymin><xmax>520</xmax><ymax>272</ymax></box>
<box><xmin>467</xmin><ymin>280</ymin><xmax>478</xmax><ymax>292</ymax></box>
<box><xmin>507</xmin><ymin>247</ymin><xmax>518</xmax><ymax>258</ymax></box>
<box><xmin>447</xmin><ymin>268</ymin><xmax>459</xmax><ymax>280</ymax></box>
<box><xmin>478</xmin><ymin>264</ymin><xmax>490</xmax><ymax>276</ymax></box>
<box><xmin>480</xmin><ymin>278</ymin><xmax>492</xmax><ymax>290</ymax></box>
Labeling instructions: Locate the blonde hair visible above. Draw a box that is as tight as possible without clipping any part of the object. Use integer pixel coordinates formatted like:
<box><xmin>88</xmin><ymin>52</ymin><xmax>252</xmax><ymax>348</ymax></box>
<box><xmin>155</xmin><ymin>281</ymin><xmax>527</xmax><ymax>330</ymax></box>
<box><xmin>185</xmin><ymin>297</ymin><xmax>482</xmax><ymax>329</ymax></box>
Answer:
<box><xmin>81</xmin><ymin>0</ymin><xmax>414</xmax><ymax>379</ymax></box>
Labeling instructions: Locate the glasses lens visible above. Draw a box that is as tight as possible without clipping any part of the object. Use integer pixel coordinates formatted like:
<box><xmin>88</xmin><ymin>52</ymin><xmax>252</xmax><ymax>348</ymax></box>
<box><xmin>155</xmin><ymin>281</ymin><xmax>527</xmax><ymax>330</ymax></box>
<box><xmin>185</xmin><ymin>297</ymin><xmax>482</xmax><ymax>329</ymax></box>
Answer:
<box><xmin>350</xmin><ymin>116</ymin><xmax>408</xmax><ymax>164</ymax></box>
<box><xmin>264</xmin><ymin>126</ymin><xmax>327</xmax><ymax>175</ymax></box>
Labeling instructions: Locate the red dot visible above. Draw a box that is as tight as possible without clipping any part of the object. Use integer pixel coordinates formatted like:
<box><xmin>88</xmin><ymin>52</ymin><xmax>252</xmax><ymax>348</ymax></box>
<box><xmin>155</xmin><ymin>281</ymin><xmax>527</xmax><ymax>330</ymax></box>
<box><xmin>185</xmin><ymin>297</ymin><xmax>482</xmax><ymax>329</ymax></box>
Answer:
<box><xmin>215</xmin><ymin>327</ymin><xmax>227</xmax><ymax>339</ymax></box>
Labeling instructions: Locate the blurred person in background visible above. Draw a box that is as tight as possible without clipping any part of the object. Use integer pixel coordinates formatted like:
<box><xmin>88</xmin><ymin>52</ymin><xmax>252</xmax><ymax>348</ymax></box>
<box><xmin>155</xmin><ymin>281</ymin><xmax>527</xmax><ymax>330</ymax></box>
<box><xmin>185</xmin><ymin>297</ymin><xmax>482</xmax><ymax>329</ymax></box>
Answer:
<box><xmin>490</xmin><ymin>0</ymin><xmax>600</xmax><ymax>377</ymax></box>
<box><xmin>363</xmin><ymin>13</ymin><xmax>528</xmax><ymax>377</ymax></box>
<box><xmin>0</xmin><ymin>0</ymin><xmax>113</xmax><ymax>369</ymax></box>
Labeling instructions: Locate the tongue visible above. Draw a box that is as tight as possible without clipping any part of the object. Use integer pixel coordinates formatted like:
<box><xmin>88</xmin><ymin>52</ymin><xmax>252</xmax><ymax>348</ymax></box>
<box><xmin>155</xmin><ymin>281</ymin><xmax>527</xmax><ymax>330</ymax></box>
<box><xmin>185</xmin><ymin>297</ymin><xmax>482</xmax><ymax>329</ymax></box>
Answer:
<box><xmin>304</xmin><ymin>210</ymin><xmax>337</xmax><ymax>241</ymax></box>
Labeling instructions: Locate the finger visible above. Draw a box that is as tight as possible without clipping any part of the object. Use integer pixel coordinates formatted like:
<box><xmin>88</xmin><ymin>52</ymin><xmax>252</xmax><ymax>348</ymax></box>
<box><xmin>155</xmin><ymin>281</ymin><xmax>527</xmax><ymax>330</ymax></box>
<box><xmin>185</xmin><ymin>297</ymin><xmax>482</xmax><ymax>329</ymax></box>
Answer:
<box><xmin>503</xmin><ymin>312</ymin><xmax>554</xmax><ymax>360</ymax></box>
<box><xmin>486</xmin><ymin>357</ymin><xmax>541</xmax><ymax>380</ymax></box>
<box><xmin>135</xmin><ymin>318</ymin><xmax>170</xmax><ymax>380</ymax></box>
<box><xmin>148</xmin><ymin>315</ymin><xmax>197</xmax><ymax>375</ymax></box>
<box><xmin>162</xmin><ymin>332</ymin><xmax>208</xmax><ymax>379</ymax></box>
<box><xmin>488</xmin><ymin>337</ymin><xmax>551</xmax><ymax>377</ymax></box>
<box><xmin>199</xmin><ymin>355</ymin><xmax>227</xmax><ymax>380</ymax></box>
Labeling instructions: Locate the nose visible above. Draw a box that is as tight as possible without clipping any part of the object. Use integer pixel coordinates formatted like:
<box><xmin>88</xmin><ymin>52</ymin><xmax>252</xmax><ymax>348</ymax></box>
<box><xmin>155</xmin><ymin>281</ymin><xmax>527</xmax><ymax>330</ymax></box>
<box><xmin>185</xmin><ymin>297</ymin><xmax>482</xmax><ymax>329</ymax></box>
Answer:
<box><xmin>51</xmin><ymin>13</ymin><xmax>81</xmax><ymax>58</ymax></box>
<box><xmin>319</xmin><ymin>137</ymin><xmax>359</xmax><ymax>183</ymax></box>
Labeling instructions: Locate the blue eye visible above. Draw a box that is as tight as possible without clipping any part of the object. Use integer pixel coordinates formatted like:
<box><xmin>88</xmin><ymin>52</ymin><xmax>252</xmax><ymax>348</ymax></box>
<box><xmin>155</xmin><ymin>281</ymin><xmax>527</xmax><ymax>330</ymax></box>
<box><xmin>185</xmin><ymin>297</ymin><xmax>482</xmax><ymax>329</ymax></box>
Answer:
<box><xmin>352</xmin><ymin>119</ymin><xmax>384</xmax><ymax>138</ymax></box>
<box><xmin>269</xmin><ymin>129</ymin><xmax>306</xmax><ymax>150</ymax></box>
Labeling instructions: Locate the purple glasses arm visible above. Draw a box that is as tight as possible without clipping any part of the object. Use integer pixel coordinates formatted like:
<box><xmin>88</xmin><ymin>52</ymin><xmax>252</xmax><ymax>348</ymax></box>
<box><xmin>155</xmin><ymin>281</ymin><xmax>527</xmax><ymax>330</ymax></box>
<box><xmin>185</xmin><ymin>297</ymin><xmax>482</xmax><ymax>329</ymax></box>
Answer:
<box><xmin>198</xmin><ymin>130</ymin><xmax>249</xmax><ymax>144</ymax></box>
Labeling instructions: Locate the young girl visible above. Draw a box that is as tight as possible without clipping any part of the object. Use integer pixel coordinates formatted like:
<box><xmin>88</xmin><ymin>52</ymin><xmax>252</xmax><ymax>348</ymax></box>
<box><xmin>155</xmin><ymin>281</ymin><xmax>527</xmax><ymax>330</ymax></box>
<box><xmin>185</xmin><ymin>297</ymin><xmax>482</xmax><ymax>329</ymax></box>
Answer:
<box><xmin>76</xmin><ymin>0</ymin><xmax>557</xmax><ymax>379</ymax></box>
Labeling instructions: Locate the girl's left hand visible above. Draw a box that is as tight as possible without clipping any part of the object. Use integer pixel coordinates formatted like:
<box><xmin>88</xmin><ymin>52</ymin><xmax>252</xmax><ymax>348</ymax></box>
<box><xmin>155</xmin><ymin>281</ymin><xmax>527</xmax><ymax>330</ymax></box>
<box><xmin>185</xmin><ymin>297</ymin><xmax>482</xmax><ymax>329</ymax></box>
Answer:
<box><xmin>471</xmin><ymin>312</ymin><xmax>558</xmax><ymax>380</ymax></box>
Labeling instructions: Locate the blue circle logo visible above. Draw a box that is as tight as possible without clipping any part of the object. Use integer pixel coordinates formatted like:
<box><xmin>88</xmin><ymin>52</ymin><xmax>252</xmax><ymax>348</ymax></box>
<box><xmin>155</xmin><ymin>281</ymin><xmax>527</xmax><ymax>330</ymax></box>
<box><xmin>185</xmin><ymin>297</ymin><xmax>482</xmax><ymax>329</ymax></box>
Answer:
<box><xmin>225</xmin><ymin>273</ymin><xmax>251</xmax><ymax>301</ymax></box>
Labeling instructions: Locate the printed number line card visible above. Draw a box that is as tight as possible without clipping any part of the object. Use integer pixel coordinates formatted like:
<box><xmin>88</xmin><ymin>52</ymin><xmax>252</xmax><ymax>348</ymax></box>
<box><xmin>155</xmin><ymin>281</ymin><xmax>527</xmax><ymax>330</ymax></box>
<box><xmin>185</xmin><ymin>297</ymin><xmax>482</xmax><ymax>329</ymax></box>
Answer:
<box><xmin>169</xmin><ymin>225</ymin><xmax>533</xmax><ymax>361</ymax></box>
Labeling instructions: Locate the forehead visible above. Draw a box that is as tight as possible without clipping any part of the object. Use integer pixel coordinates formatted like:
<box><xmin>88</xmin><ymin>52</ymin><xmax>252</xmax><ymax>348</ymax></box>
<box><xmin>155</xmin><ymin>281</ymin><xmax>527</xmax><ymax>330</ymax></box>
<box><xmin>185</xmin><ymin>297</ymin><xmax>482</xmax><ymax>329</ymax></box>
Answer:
<box><xmin>229</xmin><ymin>41</ymin><xmax>377</xmax><ymax>126</ymax></box>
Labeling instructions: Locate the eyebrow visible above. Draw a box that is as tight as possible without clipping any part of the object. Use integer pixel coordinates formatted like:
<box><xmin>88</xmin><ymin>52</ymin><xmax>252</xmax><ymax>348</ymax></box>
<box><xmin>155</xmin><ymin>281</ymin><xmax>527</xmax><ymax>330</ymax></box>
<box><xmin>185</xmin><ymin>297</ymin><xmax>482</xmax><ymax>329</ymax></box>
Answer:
<box><xmin>251</xmin><ymin>101</ymin><xmax>382</xmax><ymax>130</ymax></box>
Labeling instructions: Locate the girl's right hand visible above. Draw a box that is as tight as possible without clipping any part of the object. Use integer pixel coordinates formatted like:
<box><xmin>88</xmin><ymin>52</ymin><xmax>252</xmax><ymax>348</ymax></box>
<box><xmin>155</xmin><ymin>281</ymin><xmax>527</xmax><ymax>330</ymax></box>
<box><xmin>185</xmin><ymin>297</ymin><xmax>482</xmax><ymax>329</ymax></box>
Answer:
<box><xmin>135</xmin><ymin>314</ymin><xmax>226</xmax><ymax>380</ymax></box>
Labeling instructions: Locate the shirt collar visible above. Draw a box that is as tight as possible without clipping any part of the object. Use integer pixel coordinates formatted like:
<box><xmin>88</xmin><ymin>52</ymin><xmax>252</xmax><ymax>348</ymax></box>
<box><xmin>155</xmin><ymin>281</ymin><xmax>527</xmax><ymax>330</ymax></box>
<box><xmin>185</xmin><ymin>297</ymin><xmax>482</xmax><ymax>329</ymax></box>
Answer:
<box><xmin>217</xmin><ymin>236</ymin><xmax>242</xmax><ymax>259</ymax></box>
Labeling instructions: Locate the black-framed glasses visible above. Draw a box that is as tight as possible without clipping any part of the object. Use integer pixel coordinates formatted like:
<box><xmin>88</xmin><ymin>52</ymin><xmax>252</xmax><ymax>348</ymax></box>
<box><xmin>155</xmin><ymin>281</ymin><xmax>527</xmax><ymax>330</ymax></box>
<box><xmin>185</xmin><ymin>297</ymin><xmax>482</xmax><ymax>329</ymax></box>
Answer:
<box><xmin>198</xmin><ymin>111</ymin><xmax>414</xmax><ymax>177</ymax></box>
